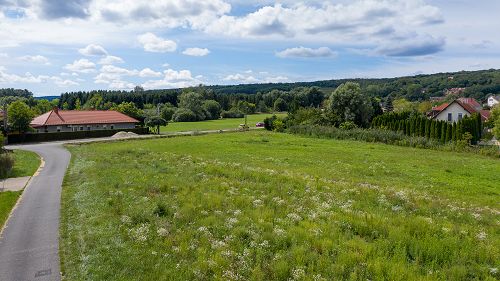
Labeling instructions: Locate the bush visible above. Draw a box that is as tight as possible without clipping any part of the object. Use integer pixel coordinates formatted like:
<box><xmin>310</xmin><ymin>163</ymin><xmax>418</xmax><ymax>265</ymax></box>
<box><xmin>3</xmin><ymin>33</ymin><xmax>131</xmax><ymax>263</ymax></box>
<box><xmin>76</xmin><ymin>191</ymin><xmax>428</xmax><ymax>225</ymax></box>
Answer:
<box><xmin>339</xmin><ymin>121</ymin><xmax>358</xmax><ymax>130</ymax></box>
<box><xmin>220</xmin><ymin>110</ymin><xmax>244</xmax><ymax>119</ymax></box>
<box><xmin>160</xmin><ymin>106</ymin><xmax>176</xmax><ymax>122</ymax></box>
<box><xmin>263</xmin><ymin>115</ymin><xmax>278</xmax><ymax>131</ymax></box>
<box><xmin>0</xmin><ymin>153</ymin><xmax>14</xmax><ymax>179</ymax></box>
<box><xmin>173</xmin><ymin>108</ymin><xmax>198</xmax><ymax>122</ymax></box>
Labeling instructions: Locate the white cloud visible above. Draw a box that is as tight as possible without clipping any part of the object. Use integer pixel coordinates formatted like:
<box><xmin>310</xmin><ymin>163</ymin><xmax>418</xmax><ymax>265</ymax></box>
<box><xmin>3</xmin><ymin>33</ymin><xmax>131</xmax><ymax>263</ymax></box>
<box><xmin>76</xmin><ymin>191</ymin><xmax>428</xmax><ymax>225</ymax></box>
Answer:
<box><xmin>79</xmin><ymin>44</ymin><xmax>108</xmax><ymax>56</ymax></box>
<box><xmin>98</xmin><ymin>55</ymin><xmax>124</xmax><ymax>65</ymax></box>
<box><xmin>138</xmin><ymin>32</ymin><xmax>177</xmax><ymax>53</ymax></box>
<box><xmin>0</xmin><ymin>68</ymin><xmax>78</xmax><ymax>87</ymax></box>
<box><xmin>222</xmin><ymin>72</ymin><xmax>289</xmax><ymax>84</ymax></box>
<box><xmin>139</xmin><ymin>68</ymin><xmax>162</xmax><ymax>77</ymax></box>
<box><xmin>0</xmin><ymin>53</ymin><xmax>9</xmax><ymax>58</ymax></box>
<box><xmin>18</xmin><ymin>55</ymin><xmax>50</xmax><ymax>64</ymax></box>
<box><xmin>142</xmin><ymin>69</ymin><xmax>202</xmax><ymax>89</ymax></box>
<box><xmin>182</xmin><ymin>47</ymin><xmax>210</xmax><ymax>57</ymax></box>
<box><xmin>375</xmin><ymin>35</ymin><xmax>445</xmax><ymax>56</ymax></box>
<box><xmin>64</xmin><ymin>59</ymin><xmax>96</xmax><ymax>73</ymax></box>
<box><xmin>276</xmin><ymin>47</ymin><xmax>337</xmax><ymax>58</ymax></box>
<box><xmin>223</xmin><ymin>73</ymin><xmax>260</xmax><ymax>83</ymax></box>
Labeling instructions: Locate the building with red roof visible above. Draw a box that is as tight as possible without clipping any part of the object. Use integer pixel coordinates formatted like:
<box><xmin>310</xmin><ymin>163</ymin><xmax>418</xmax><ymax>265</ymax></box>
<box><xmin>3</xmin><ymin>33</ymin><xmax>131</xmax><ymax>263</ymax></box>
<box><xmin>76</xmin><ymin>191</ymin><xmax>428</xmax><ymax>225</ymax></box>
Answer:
<box><xmin>431</xmin><ymin>98</ymin><xmax>490</xmax><ymax>123</ymax></box>
<box><xmin>31</xmin><ymin>108</ymin><xmax>139</xmax><ymax>133</ymax></box>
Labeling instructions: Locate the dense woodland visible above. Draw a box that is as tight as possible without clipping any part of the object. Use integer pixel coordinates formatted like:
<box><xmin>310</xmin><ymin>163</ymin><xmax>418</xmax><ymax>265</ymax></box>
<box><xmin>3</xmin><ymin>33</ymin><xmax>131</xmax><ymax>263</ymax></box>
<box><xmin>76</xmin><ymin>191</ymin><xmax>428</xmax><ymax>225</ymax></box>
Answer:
<box><xmin>56</xmin><ymin>69</ymin><xmax>500</xmax><ymax>110</ymax></box>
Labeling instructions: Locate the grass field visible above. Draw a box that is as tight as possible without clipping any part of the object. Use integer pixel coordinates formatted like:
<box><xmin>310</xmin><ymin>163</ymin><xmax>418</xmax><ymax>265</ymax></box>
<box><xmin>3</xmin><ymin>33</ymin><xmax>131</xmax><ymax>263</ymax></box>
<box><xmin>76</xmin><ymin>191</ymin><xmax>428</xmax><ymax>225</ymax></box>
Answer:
<box><xmin>61</xmin><ymin>131</ymin><xmax>499</xmax><ymax>280</ymax></box>
<box><xmin>9</xmin><ymin>150</ymin><xmax>40</xmax><ymax>178</ymax></box>
<box><xmin>160</xmin><ymin>113</ymin><xmax>285</xmax><ymax>133</ymax></box>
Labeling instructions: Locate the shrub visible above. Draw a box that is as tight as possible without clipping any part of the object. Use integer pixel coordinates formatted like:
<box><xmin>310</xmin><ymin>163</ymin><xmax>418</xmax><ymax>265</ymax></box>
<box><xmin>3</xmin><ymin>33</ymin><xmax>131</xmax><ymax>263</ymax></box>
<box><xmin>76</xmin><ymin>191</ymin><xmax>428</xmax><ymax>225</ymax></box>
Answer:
<box><xmin>173</xmin><ymin>108</ymin><xmax>198</xmax><ymax>122</ymax></box>
<box><xmin>220</xmin><ymin>110</ymin><xmax>244</xmax><ymax>119</ymax></box>
<box><xmin>0</xmin><ymin>153</ymin><xmax>14</xmax><ymax>179</ymax></box>
<box><xmin>160</xmin><ymin>106</ymin><xmax>176</xmax><ymax>122</ymax></box>
<box><xmin>263</xmin><ymin>115</ymin><xmax>278</xmax><ymax>131</ymax></box>
<box><xmin>339</xmin><ymin>121</ymin><xmax>358</xmax><ymax>130</ymax></box>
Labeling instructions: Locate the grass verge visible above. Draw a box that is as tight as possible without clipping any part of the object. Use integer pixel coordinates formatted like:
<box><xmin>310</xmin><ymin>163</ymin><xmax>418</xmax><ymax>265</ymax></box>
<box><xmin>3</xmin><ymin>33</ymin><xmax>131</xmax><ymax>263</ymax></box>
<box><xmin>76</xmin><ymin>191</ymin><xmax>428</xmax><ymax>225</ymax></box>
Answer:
<box><xmin>9</xmin><ymin>150</ymin><xmax>41</xmax><ymax>178</ymax></box>
<box><xmin>61</xmin><ymin>131</ymin><xmax>499</xmax><ymax>280</ymax></box>
<box><xmin>0</xmin><ymin>191</ymin><xmax>21</xmax><ymax>230</ymax></box>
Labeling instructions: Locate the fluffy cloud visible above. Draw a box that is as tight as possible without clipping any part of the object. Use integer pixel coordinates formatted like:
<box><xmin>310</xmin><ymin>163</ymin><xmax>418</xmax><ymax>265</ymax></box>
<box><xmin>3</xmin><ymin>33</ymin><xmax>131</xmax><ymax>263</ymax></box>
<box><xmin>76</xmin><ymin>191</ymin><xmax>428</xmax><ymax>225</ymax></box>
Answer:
<box><xmin>205</xmin><ymin>1</ymin><xmax>443</xmax><ymax>40</ymax></box>
<box><xmin>98</xmin><ymin>55</ymin><xmax>124</xmax><ymax>64</ymax></box>
<box><xmin>138</xmin><ymin>32</ymin><xmax>177</xmax><ymax>53</ymax></box>
<box><xmin>18</xmin><ymin>54</ymin><xmax>50</xmax><ymax>64</ymax></box>
<box><xmin>139</xmin><ymin>68</ymin><xmax>162</xmax><ymax>77</ymax></box>
<box><xmin>182</xmin><ymin>47</ymin><xmax>210</xmax><ymax>57</ymax></box>
<box><xmin>64</xmin><ymin>58</ymin><xmax>96</xmax><ymax>73</ymax></box>
<box><xmin>142</xmin><ymin>69</ymin><xmax>202</xmax><ymax>89</ymax></box>
<box><xmin>0</xmin><ymin>68</ymin><xmax>79</xmax><ymax>87</ymax></box>
<box><xmin>276</xmin><ymin>47</ymin><xmax>337</xmax><ymax>58</ymax></box>
<box><xmin>79</xmin><ymin>44</ymin><xmax>108</xmax><ymax>56</ymax></box>
<box><xmin>376</xmin><ymin>35</ymin><xmax>445</xmax><ymax>56</ymax></box>
<box><xmin>223</xmin><ymin>72</ymin><xmax>289</xmax><ymax>84</ymax></box>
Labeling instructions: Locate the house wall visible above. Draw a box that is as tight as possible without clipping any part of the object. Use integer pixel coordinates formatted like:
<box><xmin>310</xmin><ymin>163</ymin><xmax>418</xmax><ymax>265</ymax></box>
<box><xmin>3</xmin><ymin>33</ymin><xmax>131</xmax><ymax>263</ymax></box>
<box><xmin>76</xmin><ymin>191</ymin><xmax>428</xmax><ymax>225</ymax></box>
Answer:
<box><xmin>35</xmin><ymin>123</ymin><xmax>136</xmax><ymax>133</ymax></box>
<box><xmin>434</xmin><ymin>102</ymin><xmax>471</xmax><ymax>123</ymax></box>
<box><xmin>488</xmin><ymin>97</ymin><xmax>499</xmax><ymax>108</ymax></box>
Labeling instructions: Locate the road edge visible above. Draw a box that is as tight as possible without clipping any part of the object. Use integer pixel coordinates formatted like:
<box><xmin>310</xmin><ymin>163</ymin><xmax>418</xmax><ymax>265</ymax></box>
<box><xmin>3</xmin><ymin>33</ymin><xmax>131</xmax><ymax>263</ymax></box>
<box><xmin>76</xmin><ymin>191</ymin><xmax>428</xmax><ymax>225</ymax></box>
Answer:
<box><xmin>0</xmin><ymin>153</ymin><xmax>45</xmax><ymax>238</ymax></box>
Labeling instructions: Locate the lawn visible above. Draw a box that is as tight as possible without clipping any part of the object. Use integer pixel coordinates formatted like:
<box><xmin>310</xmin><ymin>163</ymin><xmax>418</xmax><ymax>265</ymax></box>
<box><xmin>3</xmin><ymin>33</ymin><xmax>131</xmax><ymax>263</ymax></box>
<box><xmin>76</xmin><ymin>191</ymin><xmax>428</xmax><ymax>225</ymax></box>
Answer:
<box><xmin>61</xmin><ymin>131</ymin><xmax>499</xmax><ymax>280</ymax></box>
<box><xmin>8</xmin><ymin>150</ymin><xmax>41</xmax><ymax>178</ymax></box>
<box><xmin>0</xmin><ymin>191</ymin><xmax>21</xmax><ymax>230</ymax></box>
<box><xmin>160</xmin><ymin>113</ymin><xmax>286</xmax><ymax>133</ymax></box>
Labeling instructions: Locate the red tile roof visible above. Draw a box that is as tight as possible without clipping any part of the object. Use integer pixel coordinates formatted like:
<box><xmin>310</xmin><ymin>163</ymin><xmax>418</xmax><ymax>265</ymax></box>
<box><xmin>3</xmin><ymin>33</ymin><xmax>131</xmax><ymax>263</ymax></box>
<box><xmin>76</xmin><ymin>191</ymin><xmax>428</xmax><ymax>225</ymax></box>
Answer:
<box><xmin>31</xmin><ymin>109</ymin><xmax>139</xmax><ymax>127</ymax></box>
<box><xmin>431</xmin><ymin>98</ymin><xmax>491</xmax><ymax>121</ymax></box>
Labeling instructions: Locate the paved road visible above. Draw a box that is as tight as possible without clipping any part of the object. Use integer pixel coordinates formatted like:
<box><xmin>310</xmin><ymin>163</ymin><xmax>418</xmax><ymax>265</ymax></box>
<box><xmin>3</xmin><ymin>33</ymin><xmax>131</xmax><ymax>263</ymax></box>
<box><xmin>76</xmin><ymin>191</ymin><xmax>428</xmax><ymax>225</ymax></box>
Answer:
<box><xmin>0</xmin><ymin>143</ymin><xmax>70</xmax><ymax>281</ymax></box>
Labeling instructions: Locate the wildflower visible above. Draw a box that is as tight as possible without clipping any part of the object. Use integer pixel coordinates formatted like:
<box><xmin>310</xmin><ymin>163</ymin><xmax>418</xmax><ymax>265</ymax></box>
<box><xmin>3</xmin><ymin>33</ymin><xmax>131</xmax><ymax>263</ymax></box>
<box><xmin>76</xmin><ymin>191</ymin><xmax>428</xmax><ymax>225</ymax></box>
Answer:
<box><xmin>120</xmin><ymin>215</ymin><xmax>131</xmax><ymax>224</ymax></box>
<box><xmin>391</xmin><ymin>205</ymin><xmax>403</xmax><ymax>212</ymax></box>
<box><xmin>253</xmin><ymin>199</ymin><xmax>263</xmax><ymax>207</ymax></box>
<box><xmin>287</xmin><ymin>213</ymin><xmax>302</xmax><ymax>222</ymax></box>
<box><xmin>490</xmin><ymin>268</ymin><xmax>498</xmax><ymax>275</ymax></box>
<box><xmin>128</xmin><ymin>223</ymin><xmax>149</xmax><ymax>243</ymax></box>
<box><xmin>157</xmin><ymin>227</ymin><xmax>169</xmax><ymax>237</ymax></box>
<box><xmin>274</xmin><ymin>228</ymin><xmax>286</xmax><ymax>237</ymax></box>
<box><xmin>290</xmin><ymin>267</ymin><xmax>306</xmax><ymax>280</ymax></box>
<box><xmin>476</xmin><ymin>231</ymin><xmax>487</xmax><ymax>240</ymax></box>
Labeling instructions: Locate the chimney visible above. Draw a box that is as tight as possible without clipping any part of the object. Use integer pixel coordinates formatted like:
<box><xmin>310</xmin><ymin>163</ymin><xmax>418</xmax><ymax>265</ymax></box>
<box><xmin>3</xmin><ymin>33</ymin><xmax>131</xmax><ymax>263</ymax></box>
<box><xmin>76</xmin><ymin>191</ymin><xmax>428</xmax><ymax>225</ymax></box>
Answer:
<box><xmin>53</xmin><ymin>107</ymin><xmax>59</xmax><ymax>114</ymax></box>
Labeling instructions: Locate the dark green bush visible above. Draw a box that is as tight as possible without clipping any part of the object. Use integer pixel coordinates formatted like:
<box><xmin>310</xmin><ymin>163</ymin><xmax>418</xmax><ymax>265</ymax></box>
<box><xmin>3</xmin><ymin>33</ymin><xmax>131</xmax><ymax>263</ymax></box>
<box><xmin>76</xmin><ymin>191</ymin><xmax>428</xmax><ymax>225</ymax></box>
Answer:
<box><xmin>220</xmin><ymin>110</ymin><xmax>244</xmax><ymax>119</ymax></box>
<box><xmin>173</xmin><ymin>108</ymin><xmax>198</xmax><ymax>122</ymax></box>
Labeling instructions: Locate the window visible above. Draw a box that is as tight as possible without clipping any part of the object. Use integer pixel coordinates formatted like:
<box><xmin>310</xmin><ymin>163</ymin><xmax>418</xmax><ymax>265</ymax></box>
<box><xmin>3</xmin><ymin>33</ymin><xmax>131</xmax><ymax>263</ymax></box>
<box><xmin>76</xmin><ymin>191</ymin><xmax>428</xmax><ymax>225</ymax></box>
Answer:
<box><xmin>80</xmin><ymin>126</ymin><xmax>84</xmax><ymax>131</ymax></box>
<box><xmin>458</xmin><ymin>113</ymin><xmax>463</xmax><ymax>120</ymax></box>
<box><xmin>110</xmin><ymin>124</ymin><xmax>114</xmax><ymax>130</ymax></box>
<box><xmin>87</xmin><ymin>125</ymin><xmax>91</xmax><ymax>131</ymax></box>
<box><xmin>447</xmin><ymin>113</ymin><xmax>452</xmax><ymax>122</ymax></box>
<box><xmin>57</xmin><ymin>126</ymin><xmax>61</xmax><ymax>132</ymax></box>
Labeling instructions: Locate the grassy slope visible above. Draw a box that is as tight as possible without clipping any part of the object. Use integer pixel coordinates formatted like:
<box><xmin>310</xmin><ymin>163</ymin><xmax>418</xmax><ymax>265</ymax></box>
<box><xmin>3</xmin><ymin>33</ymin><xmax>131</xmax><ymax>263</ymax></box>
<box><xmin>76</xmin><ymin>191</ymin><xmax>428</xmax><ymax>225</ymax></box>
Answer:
<box><xmin>1</xmin><ymin>150</ymin><xmax>39</xmax><ymax>229</ymax></box>
<box><xmin>160</xmin><ymin>113</ymin><xmax>286</xmax><ymax>133</ymax></box>
<box><xmin>61</xmin><ymin>131</ymin><xmax>500</xmax><ymax>281</ymax></box>
<box><xmin>0</xmin><ymin>191</ymin><xmax>21</xmax><ymax>230</ymax></box>
<box><xmin>9</xmin><ymin>150</ymin><xmax>40</xmax><ymax>178</ymax></box>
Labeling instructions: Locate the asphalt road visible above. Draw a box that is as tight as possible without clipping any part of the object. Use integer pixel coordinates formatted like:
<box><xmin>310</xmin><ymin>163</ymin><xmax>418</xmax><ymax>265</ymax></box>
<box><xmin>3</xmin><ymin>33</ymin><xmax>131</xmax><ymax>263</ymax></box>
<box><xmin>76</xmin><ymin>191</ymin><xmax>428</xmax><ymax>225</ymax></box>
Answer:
<box><xmin>0</xmin><ymin>143</ymin><xmax>70</xmax><ymax>281</ymax></box>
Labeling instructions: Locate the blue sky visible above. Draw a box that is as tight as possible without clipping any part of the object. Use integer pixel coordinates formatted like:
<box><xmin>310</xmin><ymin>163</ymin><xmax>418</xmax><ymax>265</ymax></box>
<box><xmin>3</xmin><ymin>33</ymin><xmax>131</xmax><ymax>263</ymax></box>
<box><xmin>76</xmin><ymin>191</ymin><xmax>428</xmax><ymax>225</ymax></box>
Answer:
<box><xmin>0</xmin><ymin>0</ymin><xmax>499</xmax><ymax>97</ymax></box>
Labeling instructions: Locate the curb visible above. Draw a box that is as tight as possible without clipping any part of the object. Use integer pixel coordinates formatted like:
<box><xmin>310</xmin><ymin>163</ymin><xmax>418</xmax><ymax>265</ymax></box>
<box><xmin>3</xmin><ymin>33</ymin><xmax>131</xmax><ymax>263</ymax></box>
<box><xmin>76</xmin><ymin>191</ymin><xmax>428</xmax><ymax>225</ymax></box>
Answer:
<box><xmin>0</xmin><ymin>153</ymin><xmax>44</xmax><ymax>238</ymax></box>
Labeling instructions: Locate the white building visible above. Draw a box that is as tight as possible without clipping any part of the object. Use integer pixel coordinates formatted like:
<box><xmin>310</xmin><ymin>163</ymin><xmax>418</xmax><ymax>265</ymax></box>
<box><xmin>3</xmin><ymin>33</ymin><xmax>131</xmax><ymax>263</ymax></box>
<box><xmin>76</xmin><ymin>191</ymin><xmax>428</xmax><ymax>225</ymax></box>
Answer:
<box><xmin>487</xmin><ymin>95</ymin><xmax>500</xmax><ymax>108</ymax></box>
<box><xmin>432</xmin><ymin>98</ymin><xmax>490</xmax><ymax>123</ymax></box>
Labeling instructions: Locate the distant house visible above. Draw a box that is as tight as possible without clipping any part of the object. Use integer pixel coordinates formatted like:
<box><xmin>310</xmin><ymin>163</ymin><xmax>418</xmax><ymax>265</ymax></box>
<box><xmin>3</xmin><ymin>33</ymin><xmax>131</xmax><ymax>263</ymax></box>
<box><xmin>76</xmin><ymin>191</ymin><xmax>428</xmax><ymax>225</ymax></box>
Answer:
<box><xmin>31</xmin><ymin>108</ymin><xmax>139</xmax><ymax>133</ymax></box>
<box><xmin>487</xmin><ymin>95</ymin><xmax>500</xmax><ymax>108</ymax></box>
<box><xmin>431</xmin><ymin>98</ymin><xmax>490</xmax><ymax>123</ymax></box>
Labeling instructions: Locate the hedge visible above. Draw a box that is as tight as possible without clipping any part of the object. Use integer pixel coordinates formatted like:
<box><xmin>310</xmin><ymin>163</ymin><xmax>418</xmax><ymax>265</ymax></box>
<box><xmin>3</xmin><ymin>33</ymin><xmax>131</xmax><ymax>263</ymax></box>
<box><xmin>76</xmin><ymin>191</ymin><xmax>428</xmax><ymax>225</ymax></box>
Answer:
<box><xmin>7</xmin><ymin>127</ymin><xmax>150</xmax><ymax>144</ymax></box>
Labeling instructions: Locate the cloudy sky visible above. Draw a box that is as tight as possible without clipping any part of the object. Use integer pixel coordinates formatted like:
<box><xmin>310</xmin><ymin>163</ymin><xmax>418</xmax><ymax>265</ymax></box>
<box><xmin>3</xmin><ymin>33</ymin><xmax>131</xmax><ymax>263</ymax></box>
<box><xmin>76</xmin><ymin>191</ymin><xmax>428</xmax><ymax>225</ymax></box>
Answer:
<box><xmin>0</xmin><ymin>0</ymin><xmax>498</xmax><ymax>96</ymax></box>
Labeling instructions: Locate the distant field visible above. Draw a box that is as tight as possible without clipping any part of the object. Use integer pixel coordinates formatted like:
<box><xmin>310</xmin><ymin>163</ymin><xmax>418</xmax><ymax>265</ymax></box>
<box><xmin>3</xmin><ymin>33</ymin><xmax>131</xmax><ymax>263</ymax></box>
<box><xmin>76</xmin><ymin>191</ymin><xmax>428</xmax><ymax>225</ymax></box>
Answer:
<box><xmin>61</xmin><ymin>131</ymin><xmax>499</xmax><ymax>280</ymax></box>
<box><xmin>160</xmin><ymin>113</ymin><xmax>286</xmax><ymax>133</ymax></box>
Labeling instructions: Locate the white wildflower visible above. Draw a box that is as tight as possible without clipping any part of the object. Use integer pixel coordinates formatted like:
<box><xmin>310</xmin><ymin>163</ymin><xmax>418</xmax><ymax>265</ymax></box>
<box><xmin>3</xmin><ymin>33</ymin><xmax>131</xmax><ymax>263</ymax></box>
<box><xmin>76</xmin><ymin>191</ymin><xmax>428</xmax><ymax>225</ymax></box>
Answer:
<box><xmin>287</xmin><ymin>213</ymin><xmax>302</xmax><ymax>222</ymax></box>
<box><xmin>157</xmin><ymin>227</ymin><xmax>169</xmax><ymax>237</ymax></box>
<box><xmin>290</xmin><ymin>267</ymin><xmax>306</xmax><ymax>280</ymax></box>
<box><xmin>476</xmin><ymin>231</ymin><xmax>487</xmax><ymax>240</ymax></box>
<box><xmin>120</xmin><ymin>215</ymin><xmax>131</xmax><ymax>224</ymax></box>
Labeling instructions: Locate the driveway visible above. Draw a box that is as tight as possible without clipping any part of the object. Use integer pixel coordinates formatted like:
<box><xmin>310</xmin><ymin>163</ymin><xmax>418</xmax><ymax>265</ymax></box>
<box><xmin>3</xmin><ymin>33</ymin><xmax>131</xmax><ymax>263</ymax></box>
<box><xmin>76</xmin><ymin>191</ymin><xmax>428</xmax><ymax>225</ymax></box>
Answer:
<box><xmin>0</xmin><ymin>143</ymin><xmax>70</xmax><ymax>281</ymax></box>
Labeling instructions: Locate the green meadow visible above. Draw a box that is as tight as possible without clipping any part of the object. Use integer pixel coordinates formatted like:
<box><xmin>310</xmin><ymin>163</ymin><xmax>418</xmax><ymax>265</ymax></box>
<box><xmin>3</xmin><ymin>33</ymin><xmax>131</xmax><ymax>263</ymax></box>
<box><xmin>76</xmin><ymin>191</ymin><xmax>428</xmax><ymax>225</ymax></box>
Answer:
<box><xmin>160</xmin><ymin>113</ymin><xmax>285</xmax><ymax>133</ymax></box>
<box><xmin>61</xmin><ymin>131</ymin><xmax>499</xmax><ymax>280</ymax></box>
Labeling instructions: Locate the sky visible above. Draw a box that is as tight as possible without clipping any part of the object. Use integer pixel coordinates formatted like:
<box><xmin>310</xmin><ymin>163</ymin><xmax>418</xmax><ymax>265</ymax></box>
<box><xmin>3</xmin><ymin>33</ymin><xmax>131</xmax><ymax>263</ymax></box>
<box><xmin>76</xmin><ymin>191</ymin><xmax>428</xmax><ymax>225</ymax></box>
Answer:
<box><xmin>0</xmin><ymin>0</ymin><xmax>499</xmax><ymax>97</ymax></box>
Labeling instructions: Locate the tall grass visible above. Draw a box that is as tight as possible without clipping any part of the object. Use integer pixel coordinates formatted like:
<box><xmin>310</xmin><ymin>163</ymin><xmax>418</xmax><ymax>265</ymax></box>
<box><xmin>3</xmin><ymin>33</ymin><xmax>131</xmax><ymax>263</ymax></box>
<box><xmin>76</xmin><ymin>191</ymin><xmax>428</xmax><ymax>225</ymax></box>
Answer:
<box><xmin>289</xmin><ymin>125</ymin><xmax>500</xmax><ymax>158</ymax></box>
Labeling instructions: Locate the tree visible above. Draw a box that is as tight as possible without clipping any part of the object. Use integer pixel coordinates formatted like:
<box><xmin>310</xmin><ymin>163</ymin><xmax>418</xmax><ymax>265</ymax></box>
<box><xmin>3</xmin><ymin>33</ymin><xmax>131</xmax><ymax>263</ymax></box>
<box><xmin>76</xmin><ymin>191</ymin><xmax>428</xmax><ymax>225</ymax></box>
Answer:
<box><xmin>33</xmin><ymin>99</ymin><xmax>53</xmax><ymax>115</ymax></box>
<box><xmin>144</xmin><ymin>116</ymin><xmax>167</xmax><ymax>134</ymax></box>
<box><xmin>235</xmin><ymin>101</ymin><xmax>256</xmax><ymax>115</ymax></box>
<box><xmin>418</xmin><ymin>101</ymin><xmax>432</xmax><ymax>114</ymax></box>
<box><xmin>134</xmin><ymin>85</ymin><xmax>144</xmax><ymax>92</ymax></box>
<box><xmin>173</xmin><ymin>108</ymin><xmax>198</xmax><ymax>122</ymax></box>
<box><xmin>202</xmin><ymin>100</ymin><xmax>222</xmax><ymax>120</ymax></box>
<box><xmin>8</xmin><ymin>101</ymin><xmax>34</xmax><ymax>134</ymax></box>
<box><xmin>75</xmin><ymin>98</ymin><xmax>82</xmax><ymax>110</ymax></box>
<box><xmin>393</xmin><ymin>98</ymin><xmax>416</xmax><ymax>112</ymax></box>
<box><xmin>160</xmin><ymin>104</ymin><xmax>176</xmax><ymax>121</ymax></box>
<box><xmin>491</xmin><ymin>105</ymin><xmax>500</xmax><ymax>139</ymax></box>
<box><xmin>112</xmin><ymin>102</ymin><xmax>143</xmax><ymax>121</ymax></box>
<box><xmin>327</xmin><ymin>82</ymin><xmax>374</xmax><ymax>127</ymax></box>
<box><xmin>178</xmin><ymin>92</ymin><xmax>206</xmax><ymax>121</ymax></box>
<box><xmin>273</xmin><ymin>98</ymin><xmax>288</xmax><ymax>112</ymax></box>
